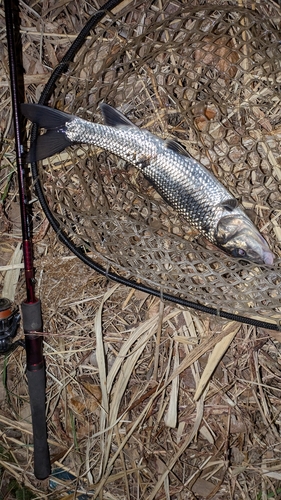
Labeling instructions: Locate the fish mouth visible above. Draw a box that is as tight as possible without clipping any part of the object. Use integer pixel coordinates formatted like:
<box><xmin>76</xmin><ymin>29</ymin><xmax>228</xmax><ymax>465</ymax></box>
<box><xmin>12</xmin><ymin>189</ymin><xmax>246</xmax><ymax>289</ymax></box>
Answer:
<box><xmin>262</xmin><ymin>250</ymin><xmax>274</xmax><ymax>266</ymax></box>
<box><xmin>251</xmin><ymin>231</ymin><xmax>275</xmax><ymax>266</ymax></box>
<box><xmin>256</xmin><ymin>235</ymin><xmax>275</xmax><ymax>265</ymax></box>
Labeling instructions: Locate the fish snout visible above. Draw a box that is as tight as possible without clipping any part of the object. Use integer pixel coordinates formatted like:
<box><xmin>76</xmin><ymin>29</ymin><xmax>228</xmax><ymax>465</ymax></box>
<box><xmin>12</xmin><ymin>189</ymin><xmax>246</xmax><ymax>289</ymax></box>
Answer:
<box><xmin>262</xmin><ymin>249</ymin><xmax>274</xmax><ymax>266</ymax></box>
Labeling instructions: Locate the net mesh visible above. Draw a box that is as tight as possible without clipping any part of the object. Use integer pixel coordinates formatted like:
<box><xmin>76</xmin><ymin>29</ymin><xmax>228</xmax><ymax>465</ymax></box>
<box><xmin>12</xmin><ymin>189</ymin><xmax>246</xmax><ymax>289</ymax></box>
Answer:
<box><xmin>35</xmin><ymin>0</ymin><xmax>281</xmax><ymax>321</ymax></box>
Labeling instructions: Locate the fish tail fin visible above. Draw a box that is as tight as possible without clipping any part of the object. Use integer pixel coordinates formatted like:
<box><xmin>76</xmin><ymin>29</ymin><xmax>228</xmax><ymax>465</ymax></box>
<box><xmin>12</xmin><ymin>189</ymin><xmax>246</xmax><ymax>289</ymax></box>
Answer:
<box><xmin>21</xmin><ymin>103</ymin><xmax>74</xmax><ymax>162</ymax></box>
<box><xmin>24</xmin><ymin>130</ymin><xmax>73</xmax><ymax>163</ymax></box>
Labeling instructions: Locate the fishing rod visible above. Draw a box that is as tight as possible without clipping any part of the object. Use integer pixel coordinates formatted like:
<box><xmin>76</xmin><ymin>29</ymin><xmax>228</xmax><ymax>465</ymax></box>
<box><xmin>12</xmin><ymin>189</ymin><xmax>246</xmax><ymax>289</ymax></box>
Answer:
<box><xmin>4</xmin><ymin>0</ymin><xmax>50</xmax><ymax>479</ymax></box>
<box><xmin>4</xmin><ymin>0</ymin><xmax>128</xmax><ymax>480</ymax></box>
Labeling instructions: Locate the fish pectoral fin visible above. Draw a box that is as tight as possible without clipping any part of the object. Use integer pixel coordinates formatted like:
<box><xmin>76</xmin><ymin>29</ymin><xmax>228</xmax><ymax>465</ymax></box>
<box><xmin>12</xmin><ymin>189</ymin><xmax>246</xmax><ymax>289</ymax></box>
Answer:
<box><xmin>26</xmin><ymin>129</ymin><xmax>73</xmax><ymax>163</ymax></box>
<box><xmin>244</xmin><ymin>208</ymin><xmax>257</xmax><ymax>223</ymax></box>
<box><xmin>218</xmin><ymin>198</ymin><xmax>238</xmax><ymax>211</ymax></box>
<box><xmin>100</xmin><ymin>103</ymin><xmax>137</xmax><ymax>128</ymax></box>
<box><xmin>164</xmin><ymin>139</ymin><xmax>191</xmax><ymax>157</ymax></box>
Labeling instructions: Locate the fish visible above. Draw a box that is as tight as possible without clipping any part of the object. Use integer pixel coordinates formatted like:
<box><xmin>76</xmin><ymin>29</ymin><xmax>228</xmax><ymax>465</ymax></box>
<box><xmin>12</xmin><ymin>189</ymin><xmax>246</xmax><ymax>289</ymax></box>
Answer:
<box><xmin>21</xmin><ymin>102</ymin><xmax>274</xmax><ymax>265</ymax></box>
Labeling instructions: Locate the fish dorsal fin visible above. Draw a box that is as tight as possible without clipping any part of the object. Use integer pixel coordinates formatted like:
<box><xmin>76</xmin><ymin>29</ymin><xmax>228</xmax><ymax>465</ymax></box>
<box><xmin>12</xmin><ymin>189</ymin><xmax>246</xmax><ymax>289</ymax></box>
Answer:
<box><xmin>219</xmin><ymin>198</ymin><xmax>238</xmax><ymax>211</ymax></box>
<box><xmin>164</xmin><ymin>139</ymin><xmax>191</xmax><ymax>157</ymax></box>
<box><xmin>100</xmin><ymin>103</ymin><xmax>137</xmax><ymax>128</ymax></box>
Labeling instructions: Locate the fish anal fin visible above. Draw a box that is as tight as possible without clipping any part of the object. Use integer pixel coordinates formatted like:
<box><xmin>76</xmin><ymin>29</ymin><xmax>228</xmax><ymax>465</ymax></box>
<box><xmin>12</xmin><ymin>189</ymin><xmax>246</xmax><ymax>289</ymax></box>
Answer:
<box><xmin>100</xmin><ymin>103</ymin><xmax>137</xmax><ymax>128</ymax></box>
<box><xmin>164</xmin><ymin>139</ymin><xmax>191</xmax><ymax>157</ymax></box>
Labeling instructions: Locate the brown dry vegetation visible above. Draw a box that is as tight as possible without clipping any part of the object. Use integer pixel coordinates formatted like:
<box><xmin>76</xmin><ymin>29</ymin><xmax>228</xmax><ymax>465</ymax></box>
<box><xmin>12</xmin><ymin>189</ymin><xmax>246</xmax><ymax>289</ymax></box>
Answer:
<box><xmin>1</xmin><ymin>1</ymin><xmax>281</xmax><ymax>499</ymax></box>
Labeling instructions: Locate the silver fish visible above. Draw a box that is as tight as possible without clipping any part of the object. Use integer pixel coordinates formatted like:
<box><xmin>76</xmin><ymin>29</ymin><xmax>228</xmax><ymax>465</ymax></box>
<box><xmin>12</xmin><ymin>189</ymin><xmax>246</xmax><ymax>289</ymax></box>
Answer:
<box><xmin>21</xmin><ymin>102</ymin><xmax>274</xmax><ymax>265</ymax></box>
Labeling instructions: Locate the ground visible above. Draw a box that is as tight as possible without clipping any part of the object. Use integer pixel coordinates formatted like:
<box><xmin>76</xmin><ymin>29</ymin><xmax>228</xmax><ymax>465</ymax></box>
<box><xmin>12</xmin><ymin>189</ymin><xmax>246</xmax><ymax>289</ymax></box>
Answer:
<box><xmin>1</xmin><ymin>1</ymin><xmax>281</xmax><ymax>499</ymax></box>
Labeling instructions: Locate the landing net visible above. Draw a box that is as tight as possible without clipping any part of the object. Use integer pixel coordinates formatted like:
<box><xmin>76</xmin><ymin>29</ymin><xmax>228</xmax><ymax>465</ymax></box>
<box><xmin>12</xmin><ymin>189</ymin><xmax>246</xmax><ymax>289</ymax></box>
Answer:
<box><xmin>29</xmin><ymin>0</ymin><xmax>281</xmax><ymax>324</ymax></box>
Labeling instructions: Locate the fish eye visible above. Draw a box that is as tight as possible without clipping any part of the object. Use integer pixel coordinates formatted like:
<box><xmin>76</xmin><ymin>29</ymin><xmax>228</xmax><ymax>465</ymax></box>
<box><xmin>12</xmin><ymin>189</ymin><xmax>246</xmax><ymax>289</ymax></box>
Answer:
<box><xmin>232</xmin><ymin>248</ymin><xmax>247</xmax><ymax>258</ymax></box>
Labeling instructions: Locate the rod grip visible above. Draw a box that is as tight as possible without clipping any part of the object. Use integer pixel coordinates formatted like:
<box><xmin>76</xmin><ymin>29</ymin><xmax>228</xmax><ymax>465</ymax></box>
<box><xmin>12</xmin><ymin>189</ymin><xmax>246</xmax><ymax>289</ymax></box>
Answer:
<box><xmin>21</xmin><ymin>300</ymin><xmax>51</xmax><ymax>479</ymax></box>
<box><xmin>21</xmin><ymin>300</ymin><xmax>42</xmax><ymax>332</ymax></box>
<box><xmin>26</xmin><ymin>367</ymin><xmax>51</xmax><ymax>479</ymax></box>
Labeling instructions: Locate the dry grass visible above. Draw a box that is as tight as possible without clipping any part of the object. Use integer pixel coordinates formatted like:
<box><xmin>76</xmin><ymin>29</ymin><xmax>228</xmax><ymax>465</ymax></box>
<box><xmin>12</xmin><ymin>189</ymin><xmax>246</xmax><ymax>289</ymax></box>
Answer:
<box><xmin>1</xmin><ymin>1</ymin><xmax>281</xmax><ymax>499</ymax></box>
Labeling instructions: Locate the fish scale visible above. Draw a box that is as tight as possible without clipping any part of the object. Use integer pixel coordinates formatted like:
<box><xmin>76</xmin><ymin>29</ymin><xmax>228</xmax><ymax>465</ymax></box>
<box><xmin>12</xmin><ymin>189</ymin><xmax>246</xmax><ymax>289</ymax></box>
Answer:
<box><xmin>20</xmin><ymin>102</ymin><xmax>275</xmax><ymax>265</ymax></box>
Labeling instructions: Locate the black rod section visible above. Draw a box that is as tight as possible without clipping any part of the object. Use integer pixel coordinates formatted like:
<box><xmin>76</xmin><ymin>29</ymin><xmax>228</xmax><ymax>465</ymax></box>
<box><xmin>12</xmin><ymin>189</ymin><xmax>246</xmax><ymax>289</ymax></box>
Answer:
<box><xmin>4</xmin><ymin>0</ymin><xmax>51</xmax><ymax>479</ymax></box>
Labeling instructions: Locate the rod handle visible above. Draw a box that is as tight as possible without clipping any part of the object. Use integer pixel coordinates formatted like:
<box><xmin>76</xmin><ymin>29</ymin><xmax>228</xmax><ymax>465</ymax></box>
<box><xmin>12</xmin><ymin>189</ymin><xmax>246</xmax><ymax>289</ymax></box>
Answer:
<box><xmin>26</xmin><ymin>367</ymin><xmax>51</xmax><ymax>479</ymax></box>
